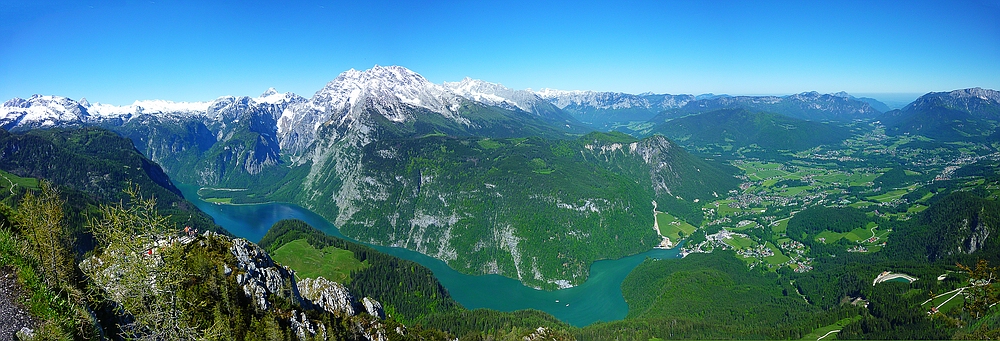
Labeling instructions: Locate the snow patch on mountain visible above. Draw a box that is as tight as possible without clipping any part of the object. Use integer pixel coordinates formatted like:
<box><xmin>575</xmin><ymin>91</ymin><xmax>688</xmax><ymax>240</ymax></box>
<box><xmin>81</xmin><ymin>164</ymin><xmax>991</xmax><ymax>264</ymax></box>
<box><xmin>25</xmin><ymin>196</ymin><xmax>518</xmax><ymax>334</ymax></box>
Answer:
<box><xmin>533</xmin><ymin>88</ymin><xmax>694</xmax><ymax>111</ymax></box>
<box><xmin>1</xmin><ymin>95</ymin><xmax>88</xmax><ymax>128</ymax></box>
<box><xmin>87</xmin><ymin>99</ymin><xmax>212</xmax><ymax>118</ymax></box>
<box><xmin>276</xmin><ymin>65</ymin><xmax>472</xmax><ymax>154</ymax></box>
<box><xmin>443</xmin><ymin>77</ymin><xmax>547</xmax><ymax>114</ymax></box>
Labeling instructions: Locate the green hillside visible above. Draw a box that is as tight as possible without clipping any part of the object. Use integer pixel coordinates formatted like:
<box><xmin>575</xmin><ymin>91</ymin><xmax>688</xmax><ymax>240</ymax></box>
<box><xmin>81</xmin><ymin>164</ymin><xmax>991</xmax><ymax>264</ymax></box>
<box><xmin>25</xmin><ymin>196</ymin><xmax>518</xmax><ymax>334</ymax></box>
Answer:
<box><xmin>252</xmin><ymin>132</ymin><xmax>737</xmax><ymax>289</ymax></box>
<box><xmin>650</xmin><ymin>108</ymin><xmax>852</xmax><ymax>155</ymax></box>
<box><xmin>259</xmin><ymin>219</ymin><xmax>577</xmax><ymax>339</ymax></box>
<box><xmin>880</xmin><ymin>106</ymin><xmax>996</xmax><ymax>141</ymax></box>
<box><xmin>0</xmin><ymin>127</ymin><xmax>223</xmax><ymax>235</ymax></box>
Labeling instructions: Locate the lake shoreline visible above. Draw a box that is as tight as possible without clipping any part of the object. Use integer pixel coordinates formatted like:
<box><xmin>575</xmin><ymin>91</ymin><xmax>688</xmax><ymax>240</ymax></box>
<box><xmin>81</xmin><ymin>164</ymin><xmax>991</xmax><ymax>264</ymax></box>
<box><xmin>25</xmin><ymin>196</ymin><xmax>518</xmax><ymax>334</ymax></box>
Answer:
<box><xmin>176</xmin><ymin>181</ymin><xmax>684</xmax><ymax>327</ymax></box>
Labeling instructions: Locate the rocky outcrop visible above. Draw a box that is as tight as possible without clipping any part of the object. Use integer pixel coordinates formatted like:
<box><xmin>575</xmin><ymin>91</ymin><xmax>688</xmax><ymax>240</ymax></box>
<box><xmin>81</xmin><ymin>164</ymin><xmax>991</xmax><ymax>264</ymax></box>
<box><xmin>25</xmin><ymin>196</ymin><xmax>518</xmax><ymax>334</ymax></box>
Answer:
<box><xmin>289</xmin><ymin>310</ymin><xmax>326</xmax><ymax>341</ymax></box>
<box><xmin>353</xmin><ymin>318</ymin><xmax>389</xmax><ymax>341</ymax></box>
<box><xmin>362</xmin><ymin>297</ymin><xmax>385</xmax><ymax>319</ymax></box>
<box><xmin>229</xmin><ymin>237</ymin><xmax>302</xmax><ymax>310</ymax></box>
<box><xmin>0</xmin><ymin>269</ymin><xmax>37</xmax><ymax>340</ymax></box>
<box><xmin>225</xmin><ymin>234</ymin><xmax>396</xmax><ymax>341</ymax></box>
<box><xmin>297</xmin><ymin>277</ymin><xmax>355</xmax><ymax>317</ymax></box>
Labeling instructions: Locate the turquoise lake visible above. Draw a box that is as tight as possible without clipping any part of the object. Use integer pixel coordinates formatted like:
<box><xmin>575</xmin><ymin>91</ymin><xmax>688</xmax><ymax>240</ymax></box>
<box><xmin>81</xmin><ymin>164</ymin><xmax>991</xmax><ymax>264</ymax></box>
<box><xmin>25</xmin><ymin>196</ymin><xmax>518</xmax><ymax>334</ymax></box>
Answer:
<box><xmin>176</xmin><ymin>183</ymin><xmax>682</xmax><ymax>327</ymax></box>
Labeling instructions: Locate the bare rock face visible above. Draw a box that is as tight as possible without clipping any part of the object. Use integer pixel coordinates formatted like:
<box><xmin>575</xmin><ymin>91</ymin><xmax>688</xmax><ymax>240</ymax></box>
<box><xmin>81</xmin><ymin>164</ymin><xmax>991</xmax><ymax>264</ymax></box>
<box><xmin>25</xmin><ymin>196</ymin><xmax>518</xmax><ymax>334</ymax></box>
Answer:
<box><xmin>289</xmin><ymin>309</ymin><xmax>327</xmax><ymax>341</ymax></box>
<box><xmin>353</xmin><ymin>318</ymin><xmax>389</xmax><ymax>341</ymax></box>
<box><xmin>229</xmin><ymin>238</ymin><xmax>302</xmax><ymax>310</ymax></box>
<box><xmin>297</xmin><ymin>277</ymin><xmax>356</xmax><ymax>317</ymax></box>
<box><xmin>362</xmin><ymin>297</ymin><xmax>385</xmax><ymax>319</ymax></box>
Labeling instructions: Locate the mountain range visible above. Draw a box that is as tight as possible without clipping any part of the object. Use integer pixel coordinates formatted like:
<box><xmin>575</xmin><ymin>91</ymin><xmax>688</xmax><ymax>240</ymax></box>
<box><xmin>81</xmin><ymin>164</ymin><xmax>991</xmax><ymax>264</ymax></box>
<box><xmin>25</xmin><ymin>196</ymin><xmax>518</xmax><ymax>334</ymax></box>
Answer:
<box><xmin>879</xmin><ymin>87</ymin><xmax>1000</xmax><ymax>141</ymax></box>
<box><xmin>1</xmin><ymin>65</ymin><xmax>996</xmax><ymax>288</ymax></box>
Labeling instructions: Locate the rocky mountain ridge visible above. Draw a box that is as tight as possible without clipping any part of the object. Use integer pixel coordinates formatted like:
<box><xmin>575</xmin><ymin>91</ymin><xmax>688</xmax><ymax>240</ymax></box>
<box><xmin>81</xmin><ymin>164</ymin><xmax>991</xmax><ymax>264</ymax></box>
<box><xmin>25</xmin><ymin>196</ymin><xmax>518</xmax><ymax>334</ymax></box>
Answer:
<box><xmin>650</xmin><ymin>91</ymin><xmax>885</xmax><ymax>122</ymax></box>
<box><xmin>901</xmin><ymin>87</ymin><xmax>1000</xmax><ymax>115</ymax></box>
<box><xmin>879</xmin><ymin>87</ymin><xmax>1000</xmax><ymax>141</ymax></box>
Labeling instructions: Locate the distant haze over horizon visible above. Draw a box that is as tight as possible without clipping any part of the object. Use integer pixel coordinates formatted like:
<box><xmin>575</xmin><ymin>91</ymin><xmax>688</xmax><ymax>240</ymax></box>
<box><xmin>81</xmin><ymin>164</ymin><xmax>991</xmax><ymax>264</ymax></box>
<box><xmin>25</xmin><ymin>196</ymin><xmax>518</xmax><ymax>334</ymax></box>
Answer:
<box><xmin>1</xmin><ymin>0</ymin><xmax>997</xmax><ymax>105</ymax></box>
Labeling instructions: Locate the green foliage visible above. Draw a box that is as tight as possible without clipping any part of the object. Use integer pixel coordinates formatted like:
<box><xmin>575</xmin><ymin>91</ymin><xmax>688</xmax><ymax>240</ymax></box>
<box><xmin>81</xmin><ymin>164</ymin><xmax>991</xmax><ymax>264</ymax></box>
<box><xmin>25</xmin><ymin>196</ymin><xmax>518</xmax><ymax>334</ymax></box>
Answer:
<box><xmin>874</xmin><ymin>168</ymin><xmax>919</xmax><ymax>189</ymax></box>
<box><xmin>0</xmin><ymin>220</ymin><xmax>86</xmax><ymax>339</ymax></box>
<box><xmin>616</xmin><ymin>252</ymin><xmax>851</xmax><ymax>339</ymax></box>
<box><xmin>651</xmin><ymin>108</ymin><xmax>852</xmax><ymax>155</ymax></box>
<box><xmin>0</xmin><ymin>127</ymin><xmax>226</xmax><ymax>236</ymax></box>
<box><xmin>258</xmin><ymin>132</ymin><xmax>736</xmax><ymax>289</ymax></box>
<box><xmin>15</xmin><ymin>181</ymin><xmax>75</xmax><ymax>293</ymax></box>
<box><xmin>880</xmin><ymin>190</ymin><xmax>1000</xmax><ymax>264</ymax></box>
<box><xmin>420</xmin><ymin>309</ymin><xmax>571</xmax><ymax>340</ymax></box>
<box><xmin>84</xmin><ymin>185</ymin><xmax>201</xmax><ymax>339</ymax></box>
<box><xmin>270</xmin><ymin>238</ymin><xmax>367</xmax><ymax>283</ymax></box>
<box><xmin>786</xmin><ymin>206</ymin><xmax>869</xmax><ymax>241</ymax></box>
<box><xmin>259</xmin><ymin>219</ymin><xmax>462</xmax><ymax>323</ymax></box>
<box><xmin>957</xmin><ymin>260</ymin><xmax>999</xmax><ymax>319</ymax></box>
<box><xmin>916</xmin><ymin>192</ymin><xmax>1000</xmax><ymax>263</ymax></box>
<box><xmin>837</xmin><ymin>282</ymin><xmax>954</xmax><ymax>339</ymax></box>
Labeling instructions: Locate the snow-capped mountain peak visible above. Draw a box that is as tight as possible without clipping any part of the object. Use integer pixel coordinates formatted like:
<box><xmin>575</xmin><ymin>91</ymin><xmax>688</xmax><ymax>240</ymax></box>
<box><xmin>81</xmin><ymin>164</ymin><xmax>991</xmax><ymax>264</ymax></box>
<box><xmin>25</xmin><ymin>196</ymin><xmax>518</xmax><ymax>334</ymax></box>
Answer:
<box><xmin>261</xmin><ymin>87</ymin><xmax>279</xmax><ymax>97</ymax></box>
<box><xmin>84</xmin><ymin>99</ymin><xmax>212</xmax><ymax>119</ymax></box>
<box><xmin>0</xmin><ymin>95</ymin><xmax>88</xmax><ymax>129</ymax></box>
<box><xmin>532</xmin><ymin>88</ymin><xmax>694</xmax><ymax>111</ymax></box>
<box><xmin>310</xmin><ymin>65</ymin><xmax>459</xmax><ymax>119</ymax></box>
<box><xmin>443</xmin><ymin>77</ymin><xmax>544</xmax><ymax>113</ymax></box>
<box><xmin>254</xmin><ymin>88</ymin><xmax>304</xmax><ymax>105</ymax></box>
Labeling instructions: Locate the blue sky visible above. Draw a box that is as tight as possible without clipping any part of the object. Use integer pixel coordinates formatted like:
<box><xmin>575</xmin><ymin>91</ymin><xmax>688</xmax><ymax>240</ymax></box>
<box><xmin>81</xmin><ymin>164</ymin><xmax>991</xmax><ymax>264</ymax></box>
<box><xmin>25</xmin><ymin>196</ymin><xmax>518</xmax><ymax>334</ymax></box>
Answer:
<box><xmin>1</xmin><ymin>0</ymin><xmax>998</xmax><ymax>105</ymax></box>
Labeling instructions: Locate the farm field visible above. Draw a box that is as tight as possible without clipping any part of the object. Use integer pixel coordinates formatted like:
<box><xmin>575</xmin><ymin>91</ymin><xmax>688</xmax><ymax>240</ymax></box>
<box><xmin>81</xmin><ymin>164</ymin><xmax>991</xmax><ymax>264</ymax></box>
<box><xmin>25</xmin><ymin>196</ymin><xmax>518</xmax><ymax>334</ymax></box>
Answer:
<box><xmin>0</xmin><ymin>169</ymin><xmax>40</xmax><ymax>191</ymax></box>
<box><xmin>655</xmin><ymin>211</ymin><xmax>697</xmax><ymax>242</ymax></box>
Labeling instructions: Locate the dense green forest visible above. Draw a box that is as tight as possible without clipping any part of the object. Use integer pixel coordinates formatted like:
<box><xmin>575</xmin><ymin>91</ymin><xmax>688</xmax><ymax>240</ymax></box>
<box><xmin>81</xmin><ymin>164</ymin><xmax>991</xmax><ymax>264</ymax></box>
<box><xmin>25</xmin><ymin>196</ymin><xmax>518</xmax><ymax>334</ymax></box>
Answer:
<box><xmin>259</xmin><ymin>219</ymin><xmax>461</xmax><ymax>323</ymax></box>
<box><xmin>650</xmin><ymin>108</ymin><xmax>853</xmax><ymax>157</ymax></box>
<box><xmin>0</xmin><ymin>128</ymin><xmax>224</xmax><ymax>235</ymax></box>
<box><xmin>601</xmin><ymin>251</ymin><xmax>856</xmax><ymax>339</ymax></box>
<box><xmin>786</xmin><ymin>206</ymin><xmax>869</xmax><ymax>240</ymax></box>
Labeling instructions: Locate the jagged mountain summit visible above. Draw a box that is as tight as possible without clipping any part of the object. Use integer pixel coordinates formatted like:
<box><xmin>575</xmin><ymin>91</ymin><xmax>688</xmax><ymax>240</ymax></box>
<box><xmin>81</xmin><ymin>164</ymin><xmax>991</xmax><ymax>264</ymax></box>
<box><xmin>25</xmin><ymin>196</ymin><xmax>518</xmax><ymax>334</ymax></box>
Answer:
<box><xmin>649</xmin><ymin>91</ymin><xmax>885</xmax><ymax>122</ymax></box>
<box><xmin>532</xmin><ymin>88</ymin><xmax>887</xmax><ymax>129</ymax></box>
<box><xmin>900</xmin><ymin>87</ymin><xmax>1000</xmax><ymax>116</ymax></box>
<box><xmin>879</xmin><ymin>87</ymin><xmax>1000</xmax><ymax>141</ymax></box>
<box><xmin>444</xmin><ymin>77</ymin><xmax>559</xmax><ymax>114</ymax></box>
<box><xmin>0</xmin><ymin>95</ymin><xmax>90</xmax><ymax>129</ymax></box>
<box><xmin>0</xmin><ymin>90</ymin><xmax>301</xmax><ymax>130</ymax></box>
<box><xmin>533</xmin><ymin>89</ymin><xmax>698</xmax><ymax>128</ymax></box>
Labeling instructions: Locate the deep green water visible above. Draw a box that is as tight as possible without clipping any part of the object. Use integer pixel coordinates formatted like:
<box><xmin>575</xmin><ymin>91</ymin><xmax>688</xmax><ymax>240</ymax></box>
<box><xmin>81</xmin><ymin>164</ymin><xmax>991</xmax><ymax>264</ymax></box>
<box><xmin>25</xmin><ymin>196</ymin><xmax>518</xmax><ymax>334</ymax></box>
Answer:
<box><xmin>885</xmin><ymin>277</ymin><xmax>914</xmax><ymax>283</ymax></box>
<box><xmin>177</xmin><ymin>183</ymin><xmax>681</xmax><ymax>327</ymax></box>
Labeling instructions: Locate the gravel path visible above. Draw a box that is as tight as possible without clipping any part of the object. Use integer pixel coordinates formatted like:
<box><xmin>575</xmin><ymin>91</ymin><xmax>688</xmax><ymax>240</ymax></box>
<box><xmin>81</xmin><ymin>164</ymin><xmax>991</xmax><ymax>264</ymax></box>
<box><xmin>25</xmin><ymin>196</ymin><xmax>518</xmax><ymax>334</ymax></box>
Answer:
<box><xmin>0</xmin><ymin>267</ymin><xmax>36</xmax><ymax>341</ymax></box>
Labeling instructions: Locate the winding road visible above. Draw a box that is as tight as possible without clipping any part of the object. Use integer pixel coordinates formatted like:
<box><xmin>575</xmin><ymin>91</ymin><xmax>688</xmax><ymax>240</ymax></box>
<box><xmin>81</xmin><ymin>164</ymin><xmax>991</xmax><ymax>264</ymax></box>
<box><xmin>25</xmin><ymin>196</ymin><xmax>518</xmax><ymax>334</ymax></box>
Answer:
<box><xmin>816</xmin><ymin>329</ymin><xmax>840</xmax><ymax>340</ymax></box>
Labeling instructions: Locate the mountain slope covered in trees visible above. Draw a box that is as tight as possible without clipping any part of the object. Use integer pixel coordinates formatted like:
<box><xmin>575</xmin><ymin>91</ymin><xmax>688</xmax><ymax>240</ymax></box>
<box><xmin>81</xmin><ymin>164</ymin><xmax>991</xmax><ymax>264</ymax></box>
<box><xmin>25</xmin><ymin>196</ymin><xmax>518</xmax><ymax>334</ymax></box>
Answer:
<box><xmin>253</xmin><ymin>131</ymin><xmax>736</xmax><ymax>289</ymax></box>
<box><xmin>649</xmin><ymin>108</ymin><xmax>853</xmax><ymax>155</ymax></box>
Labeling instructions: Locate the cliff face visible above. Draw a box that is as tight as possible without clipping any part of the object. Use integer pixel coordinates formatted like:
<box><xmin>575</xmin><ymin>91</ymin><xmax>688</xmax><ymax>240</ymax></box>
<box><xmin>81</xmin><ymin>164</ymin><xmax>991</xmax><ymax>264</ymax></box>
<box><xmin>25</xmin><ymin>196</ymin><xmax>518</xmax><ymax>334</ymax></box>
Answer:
<box><xmin>230</xmin><ymin>237</ymin><xmax>304</xmax><ymax>311</ymax></box>
<box><xmin>913</xmin><ymin>192</ymin><xmax>1000</xmax><ymax>262</ymax></box>
<box><xmin>225</xmin><ymin>233</ymin><xmax>392</xmax><ymax>340</ymax></box>
<box><xmin>84</xmin><ymin>231</ymin><xmax>391</xmax><ymax>341</ymax></box>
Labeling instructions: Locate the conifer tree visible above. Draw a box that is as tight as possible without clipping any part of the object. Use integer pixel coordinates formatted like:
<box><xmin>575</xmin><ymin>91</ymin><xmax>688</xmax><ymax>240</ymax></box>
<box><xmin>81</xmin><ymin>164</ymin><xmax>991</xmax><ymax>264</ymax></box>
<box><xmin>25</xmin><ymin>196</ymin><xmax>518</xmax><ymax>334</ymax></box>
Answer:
<box><xmin>83</xmin><ymin>184</ymin><xmax>198</xmax><ymax>340</ymax></box>
<box><xmin>16</xmin><ymin>180</ymin><xmax>74</xmax><ymax>291</ymax></box>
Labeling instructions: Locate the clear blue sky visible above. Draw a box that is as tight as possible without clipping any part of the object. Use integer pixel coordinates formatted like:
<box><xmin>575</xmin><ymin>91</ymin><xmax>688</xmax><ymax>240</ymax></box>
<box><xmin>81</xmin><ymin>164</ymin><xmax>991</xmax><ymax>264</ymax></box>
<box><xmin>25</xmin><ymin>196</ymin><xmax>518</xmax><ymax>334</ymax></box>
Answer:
<box><xmin>1</xmin><ymin>0</ymin><xmax>998</xmax><ymax>105</ymax></box>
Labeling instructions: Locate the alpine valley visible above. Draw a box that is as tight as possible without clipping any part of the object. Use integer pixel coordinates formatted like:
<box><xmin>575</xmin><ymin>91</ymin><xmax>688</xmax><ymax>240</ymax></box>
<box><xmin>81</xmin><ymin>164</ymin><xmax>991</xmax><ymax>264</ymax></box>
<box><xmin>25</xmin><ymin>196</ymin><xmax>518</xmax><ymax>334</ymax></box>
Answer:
<box><xmin>3</xmin><ymin>65</ymin><xmax>1000</xmax><ymax>340</ymax></box>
